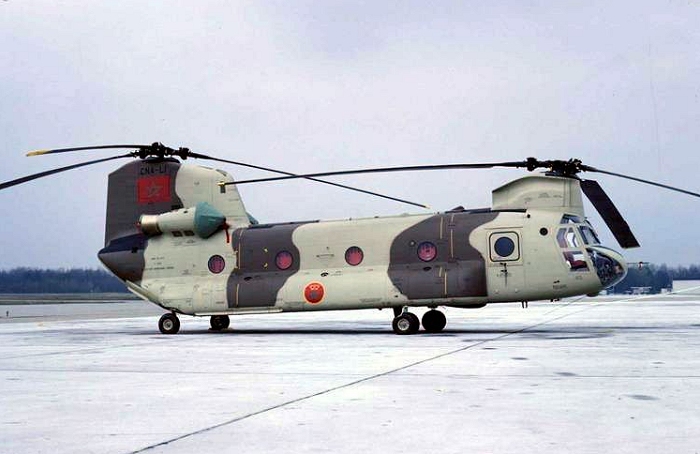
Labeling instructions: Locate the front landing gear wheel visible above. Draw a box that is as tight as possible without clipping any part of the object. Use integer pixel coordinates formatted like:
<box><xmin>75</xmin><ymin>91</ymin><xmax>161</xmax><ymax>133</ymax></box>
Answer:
<box><xmin>422</xmin><ymin>310</ymin><xmax>447</xmax><ymax>333</ymax></box>
<box><xmin>159</xmin><ymin>313</ymin><xmax>180</xmax><ymax>334</ymax></box>
<box><xmin>210</xmin><ymin>315</ymin><xmax>230</xmax><ymax>331</ymax></box>
<box><xmin>392</xmin><ymin>312</ymin><xmax>420</xmax><ymax>335</ymax></box>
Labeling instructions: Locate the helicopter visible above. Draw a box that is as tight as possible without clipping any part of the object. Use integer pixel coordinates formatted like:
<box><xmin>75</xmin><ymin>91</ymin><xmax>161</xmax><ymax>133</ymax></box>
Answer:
<box><xmin>2</xmin><ymin>143</ymin><xmax>698</xmax><ymax>335</ymax></box>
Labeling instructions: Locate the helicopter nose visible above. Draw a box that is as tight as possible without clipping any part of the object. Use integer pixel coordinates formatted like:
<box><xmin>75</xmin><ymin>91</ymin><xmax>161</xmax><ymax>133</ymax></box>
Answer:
<box><xmin>588</xmin><ymin>246</ymin><xmax>627</xmax><ymax>289</ymax></box>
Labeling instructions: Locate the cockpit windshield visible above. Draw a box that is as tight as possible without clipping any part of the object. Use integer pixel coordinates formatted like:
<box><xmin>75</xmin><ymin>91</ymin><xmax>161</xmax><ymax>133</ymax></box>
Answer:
<box><xmin>579</xmin><ymin>225</ymin><xmax>600</xmax><ymax>245</ymax></box>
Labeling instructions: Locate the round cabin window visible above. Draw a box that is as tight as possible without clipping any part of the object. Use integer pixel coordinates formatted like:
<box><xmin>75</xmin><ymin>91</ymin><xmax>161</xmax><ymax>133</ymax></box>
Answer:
<box><xmin>345</xmin><ymin>246</ymin><xmax>364</xmax><ymax>266</ymax></box>
<box><xmin>275</xmin><ymin>251</ymin><xmax>294</xmax><ymax>270</ymax></box>
<box><xmin>494</xmin><ymin>237</ymin><xmax>516</xmax><ymax>257</ymax></box>
<box><xmin>208</xmin><ymin>255</ymin><xmax>226</xmax><ymax>274</ymax></box>
<box><xmin>417</xmin><ymin>241</ymin><xmax>437</xmax><ymax>262</ymax></box>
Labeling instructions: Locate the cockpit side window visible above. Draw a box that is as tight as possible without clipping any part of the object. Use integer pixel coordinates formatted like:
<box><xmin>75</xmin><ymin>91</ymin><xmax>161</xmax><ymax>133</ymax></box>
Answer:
<box><xmin>556</xmin><ymin>227</ymin><xmax>588</xmax><ymax>271</ymax></box>
<box><xmin>563</xmin><ymin>251</ymin><xmax>589</xmax><ymax>271</ymax></box>
<box><xmin>556</xmin><ymin>227</ymin><xmax>580</xmax><ymax>248</ymax></box>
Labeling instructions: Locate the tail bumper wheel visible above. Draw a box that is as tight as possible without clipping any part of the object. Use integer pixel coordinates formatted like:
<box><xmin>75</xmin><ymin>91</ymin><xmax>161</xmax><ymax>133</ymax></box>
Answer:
<box><xmin>158</xmin><ymin>313</ymin><xmax>180</xmax><ymax>335</ymax></box>
<box><xmin>392</xmin><ymin>312</ymin><xmax>420</xmax><ymax>335</ymax></box>
<box><xmin>210</xmin><ymin>315</ymin><xmax>230</xmax><ymax>331</ymax></box>
<box><xmin>422</xmin><ymin>309</ymin><xmax>447</xmax><ymax>333</ymax></box>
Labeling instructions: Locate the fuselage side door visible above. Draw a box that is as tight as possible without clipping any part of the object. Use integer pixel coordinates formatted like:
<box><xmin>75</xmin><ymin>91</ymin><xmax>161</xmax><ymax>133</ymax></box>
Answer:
<box><xmin>486</xmin><ymin>230</ymin><xmax>525</xmax><ymax>300</ymax></box>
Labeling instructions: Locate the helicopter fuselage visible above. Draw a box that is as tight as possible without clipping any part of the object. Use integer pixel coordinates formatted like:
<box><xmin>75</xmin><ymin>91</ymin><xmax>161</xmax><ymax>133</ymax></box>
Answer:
<box><xmin>107</xmin><ymin>207</ymin><xmax>625</xmax><ymax>316</ymax></box>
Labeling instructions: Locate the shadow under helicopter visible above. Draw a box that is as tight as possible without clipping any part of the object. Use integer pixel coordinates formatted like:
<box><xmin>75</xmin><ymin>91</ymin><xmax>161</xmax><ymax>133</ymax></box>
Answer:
<box><xmin>7</xmin><ymin>319</ymin><xmax>685</xmax><ymax>341</ymax></box>
<box><xmin>124</xmin><ymin>324</ymin><xmax>686</xmax><ymax>340</ymax></box>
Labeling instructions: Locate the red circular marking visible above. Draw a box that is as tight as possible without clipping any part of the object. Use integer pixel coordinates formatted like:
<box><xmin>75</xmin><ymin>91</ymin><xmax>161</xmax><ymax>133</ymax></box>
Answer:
<box><xmin>304</xmin><ymin>282</ymin><xmax>325</xmax><ymax>304</ymax></box>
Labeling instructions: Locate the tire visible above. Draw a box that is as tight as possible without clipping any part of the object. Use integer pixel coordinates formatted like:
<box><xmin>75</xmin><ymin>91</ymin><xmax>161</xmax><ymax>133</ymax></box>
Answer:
<box><xmin>392</xmin><ymin>312</ymin><xmax>420</xmax><ymax>335</ymax></box>
<box><xmin>406</xmin><ymin>312</ymin><xmax>420</xmax><ymax>327</ymax></box>
<box><xmin>422</xmin><ymin>310</ymin><xmax>447</xmax><ymax>333</ymax></box>
<box><xmin>158</xmin><ymin>313</ymin><xmax>180</xmax><ymax>334</ymax></box>
<box><xmin>210</xmin><ymin>315</ymin><xmax>230</xmax><ymax>331</ymax></box>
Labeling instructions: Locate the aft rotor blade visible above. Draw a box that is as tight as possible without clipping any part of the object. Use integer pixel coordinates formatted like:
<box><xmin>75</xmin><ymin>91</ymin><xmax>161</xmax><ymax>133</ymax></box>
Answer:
<box><xmin>27</xmin><ymin>144</ymin><xmax>148</xmax><ymax>157</ymax></box>
<box><xmin>0</xmin><ymin>154</ymin><xmax>135</xmax><ymax>191</ymax></box>
<box><xmin>583</xmin><ymin>166</ymin><xmax>700</xmax><ymax>199</ymax></box>
<box><xmin>228</xmin><ymin>161</ymin><xmax>531</xmax><ymax>185</ymax></box>
<box><xmin>189</xmin><ymin>152</ymin><xmax>432</xmax><ymax>209</ymax></box>
<box><xmin>580</xmin><ymin>179</ymin><xmax>640</xmax><ymax>249</ymax></box>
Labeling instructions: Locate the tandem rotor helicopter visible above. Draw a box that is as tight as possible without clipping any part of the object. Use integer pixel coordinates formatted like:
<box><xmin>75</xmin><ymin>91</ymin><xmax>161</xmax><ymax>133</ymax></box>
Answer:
<box><xmin>2</xmin><ymin>143</ymin><xmax>699</xmax><ymax>334</ymax></box>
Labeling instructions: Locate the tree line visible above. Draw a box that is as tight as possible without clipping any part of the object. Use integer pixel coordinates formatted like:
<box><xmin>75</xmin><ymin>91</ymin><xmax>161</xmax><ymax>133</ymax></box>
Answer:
<box><xmin>0</xmin><ymin>264</ymin><xmax>699</xmax><ymax>294</ymax></box>
<box><xmin>0</xmin><ymin>268</ymin><xmax>128</xmax><ymax>293</ymax></box>
<box><xmin>611</xmin><ymin>263</ymin><xmax>700</xmax><ymax>294</ymax></box>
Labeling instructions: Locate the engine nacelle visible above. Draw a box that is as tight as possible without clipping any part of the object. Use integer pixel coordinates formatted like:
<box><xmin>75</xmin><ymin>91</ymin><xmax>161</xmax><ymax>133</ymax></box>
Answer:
<box><xmin>139</xmin><ymin>202</ymin><xmax>226</xmax><ymax>239</ymax></box>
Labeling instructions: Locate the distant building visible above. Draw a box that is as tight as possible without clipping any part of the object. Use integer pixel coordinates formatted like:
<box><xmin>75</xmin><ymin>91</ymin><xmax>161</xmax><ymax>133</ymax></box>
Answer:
<box><xmin>630</xmin><ymin>286</ymin><xmax>652</xmax><ymax>295</ymax></box>
<box><xmin>671</xmin><ymin>279</ymin><xmax>700</xmax><ymax>295</ymax></box>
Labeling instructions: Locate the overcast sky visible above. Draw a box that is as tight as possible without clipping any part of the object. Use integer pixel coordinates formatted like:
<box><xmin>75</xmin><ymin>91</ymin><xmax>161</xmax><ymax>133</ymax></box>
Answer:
<box><xmin>1</xmin><ymin>1</ymin><xmax>699</xmax><ymax>269</ymax></box>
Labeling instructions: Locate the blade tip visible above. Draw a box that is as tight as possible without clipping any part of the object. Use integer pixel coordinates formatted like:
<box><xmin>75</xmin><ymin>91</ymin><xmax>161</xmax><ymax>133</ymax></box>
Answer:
<box><xmin>26</xmin><ymin>150</ymin><xmax>48</xmax><ymax>157</ymax></box>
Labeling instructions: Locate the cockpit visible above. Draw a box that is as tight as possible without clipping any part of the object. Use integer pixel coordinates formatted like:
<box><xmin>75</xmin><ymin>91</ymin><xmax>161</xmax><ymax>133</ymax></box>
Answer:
<box><xmin>556</xmin><ymin>214</ymin><xmax>627</xmax><ymax>288</ymax></box>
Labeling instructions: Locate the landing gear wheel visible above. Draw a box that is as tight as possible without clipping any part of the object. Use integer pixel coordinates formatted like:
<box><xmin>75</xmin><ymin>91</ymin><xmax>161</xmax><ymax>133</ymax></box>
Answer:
<box><xmin>392</xmin><ymin>312</ymin><xmax>420</xmax><ymax>335</ymax></box>
<box><xmin>422</xmin><ymin>309</ymin><xmax>447</xmax><ymax>333</ymax></box>
<box><xmin>210</xmin><ymin>315</ymin><xmax>230</xmax><ymax>331</ymax></box>
<box><xmin>158</xmin><ymin>313</ymin><xmax>180</xmax><ymax>334</ymax></box>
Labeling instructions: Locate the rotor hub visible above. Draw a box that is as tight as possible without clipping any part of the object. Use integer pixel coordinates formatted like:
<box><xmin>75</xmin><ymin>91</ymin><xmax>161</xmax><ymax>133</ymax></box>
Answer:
<box><xmin>138</xmin><ymin>142</ymin><xmax>191</xmax><ymax>160</ymax></box>
<box><xmin>525</xmin><ymin>157</ymin><xmax>586</xmax><ymax>177</ymax></box>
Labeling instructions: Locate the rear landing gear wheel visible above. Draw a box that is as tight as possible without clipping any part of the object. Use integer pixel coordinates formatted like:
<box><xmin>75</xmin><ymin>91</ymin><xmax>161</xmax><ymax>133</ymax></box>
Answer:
<box><xmin>392</xmin><ymin>312</ymin><xmax>420</xmax><ymax>335</ymax></box>
<box><xmin>159</xmin><ymin>313</ymin><xmax>180</xmax><ymax>334</ymax></box>
<box><xmin>422</xmin><ymin>310</ymin><xmax>446</xmax><ymax>333</ymax></box>
<box><xmin>210</xmin><ymin>315</ymin><xmax>230</xmax><ymax>331</ymax></box>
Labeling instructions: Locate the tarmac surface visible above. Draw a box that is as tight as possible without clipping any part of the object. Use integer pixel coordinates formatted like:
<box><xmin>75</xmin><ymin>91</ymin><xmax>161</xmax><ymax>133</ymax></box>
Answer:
<box><xmin>1</xmin><ymin>295</ymin><xmax>699</xmax><ymax>453</ymax></box>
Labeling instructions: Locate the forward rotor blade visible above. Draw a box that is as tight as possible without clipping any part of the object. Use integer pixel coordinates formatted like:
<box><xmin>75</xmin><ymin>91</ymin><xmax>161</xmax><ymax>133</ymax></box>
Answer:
<box><xmin>228</xmin><ymin>161</ymin><xmax>531</xmax><ymax>185</ymax></box>
<box><xmin>583</xmin><ymin>167</ymin><xmax>700</xmax><ymax>199</ymax></box>
<box><xmin>27</xmin><ymin>144</ymin><xmax>148</xmax><ymax>157</ymax></box>
<box><xmin>0</xmin><ymin>154</ymin><xmax>135</xmax><ymax>191</ymax></box>
<box><xmin>189</xmin><ymin>152</ymin><xmax>431</xmax><ymax>209</ymax></box>
<box><xmin>580</xmin><ymin>179</ymin><xmax>640</xmax><ymax>249</ymax></box>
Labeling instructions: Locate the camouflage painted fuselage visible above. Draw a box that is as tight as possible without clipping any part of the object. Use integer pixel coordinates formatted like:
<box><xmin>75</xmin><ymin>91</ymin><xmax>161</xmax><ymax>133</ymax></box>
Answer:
<box><xmin>98</xmin><ymin>159</ymin><xmax>627</xmax><ymax>316</ymax></box>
